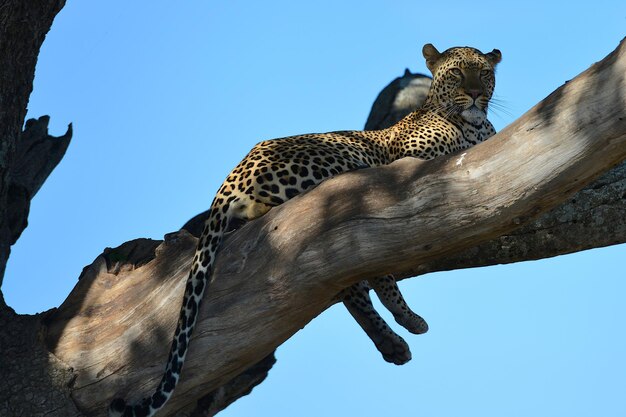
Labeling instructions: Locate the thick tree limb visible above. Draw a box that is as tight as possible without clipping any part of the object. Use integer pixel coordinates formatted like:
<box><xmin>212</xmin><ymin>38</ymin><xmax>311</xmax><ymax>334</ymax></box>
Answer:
<box><xmin>398</xmin><ymin>160</ymin><xmax>626</xmax><ymax>279</ymax></box>
<box><xmin>43</xmin><ymin>39</ymin><xmax>626</xmax><ymax>416</ymax></box>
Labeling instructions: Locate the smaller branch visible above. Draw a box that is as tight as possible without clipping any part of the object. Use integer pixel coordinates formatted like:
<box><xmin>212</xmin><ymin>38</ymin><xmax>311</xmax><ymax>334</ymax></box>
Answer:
<box><xmin>7</xmin><ymin>116</ymin><xmax>72</xmax><ymax>246</ymax></box>
<box><xmin>13</xmin><ymin>116</ymin><xmax>72</xmax><ymax>198</ymax></box>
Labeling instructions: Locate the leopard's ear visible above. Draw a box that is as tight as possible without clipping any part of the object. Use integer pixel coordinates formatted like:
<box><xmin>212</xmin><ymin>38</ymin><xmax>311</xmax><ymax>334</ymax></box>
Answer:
<box><xmin>485</xmin><ymin>49</ymin><xmax>502</xmax><ymax>66</ymax></box>
<box><xmin>422</xmin><ymin>43</ymin><xmax>441</xmax><ymax>74</ymax></box>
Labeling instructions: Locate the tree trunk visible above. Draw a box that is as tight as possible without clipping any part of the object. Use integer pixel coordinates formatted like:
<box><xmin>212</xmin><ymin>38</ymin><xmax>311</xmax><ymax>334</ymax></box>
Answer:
<box><xmin>0</xmin><ymin>0</ymin><xmax>67</xmax><ymax>287</ymax></box>
<box><xmin>0</xmin><ymin>2</ymin><xmax>76</xmax><ymax>416</ymax></box>
<box><xmin>0</xmin><ymin>4</ymin><xmax>624</xmax><ymax>414</ymax></box>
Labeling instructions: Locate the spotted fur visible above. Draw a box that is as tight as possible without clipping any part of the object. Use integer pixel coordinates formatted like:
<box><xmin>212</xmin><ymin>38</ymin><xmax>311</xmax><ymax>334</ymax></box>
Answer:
<box><xmin>109</xmin><ymin>44</ymin><xmax>501</xmax><ymax>417</ymax></box>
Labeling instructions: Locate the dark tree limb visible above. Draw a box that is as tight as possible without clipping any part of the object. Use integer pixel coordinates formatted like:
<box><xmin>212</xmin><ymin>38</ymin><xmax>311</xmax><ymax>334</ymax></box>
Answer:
<box><xmin>189</xmin><ymin>353</ymin><xmax>276</xmax><ymax>417</ymax></box>
<box><xmin>7</xmin><ymin>116</ymin><xmax>72</xmax><ymax>246</ymax></box>
<box><xmin>40</xmin><ymin>38</ymin><xmax>626</xmax><ymax>416</ymax></box>
<box><xmin>0</xmin><ymin>3</ymin><xmax>73</xmax><ymax>417</ymax></box>
<box><xmin>0</xmin><ymin>0</ymin><xmax>67</xmax><ymax>287</ymax></box>
<box><xmin>364</xmin><ymin>69</ymin><xmax>431</xmax><ymax>131</ymax></box>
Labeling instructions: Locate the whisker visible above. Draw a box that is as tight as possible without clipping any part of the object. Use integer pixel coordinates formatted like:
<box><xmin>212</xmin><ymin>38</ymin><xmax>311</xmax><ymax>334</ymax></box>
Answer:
<box><xmin>487</xmin><ymin>102</ymin><xmax>515</xmax><ymax>119</ymax></box>
<box><xmin>489</xmin><ymin>98</ymin><xmax>511</xmax><ymax>108</ymax></box>
<box><xmin>487</xmin><ymin>94</ymin><xmax>514</xmax><ymax>120</ymax></box>
<box><xmin>489</xmin><ymin>96</ymin><xmax>512</xmax><ymax>109</ymax></box>
<box><xmin>487</xmin><ymin>106</ymin><xmax>514</xmax><ymax>121</ymax></box>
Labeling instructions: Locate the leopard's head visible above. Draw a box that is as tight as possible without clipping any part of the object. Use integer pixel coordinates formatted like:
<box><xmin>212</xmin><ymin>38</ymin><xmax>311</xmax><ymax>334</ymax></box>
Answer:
<box><xmin>423</xmin><ymin>44</ymin><xmax>501</xmax><ymax>124</ymax></box>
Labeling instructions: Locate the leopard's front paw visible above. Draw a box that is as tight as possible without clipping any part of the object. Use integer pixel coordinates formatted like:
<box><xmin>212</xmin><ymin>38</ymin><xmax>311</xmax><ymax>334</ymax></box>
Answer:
<box><xmin>374</xmin><ymin>331</ymin><xmax>412</xmax><ymax>365</ymax></box>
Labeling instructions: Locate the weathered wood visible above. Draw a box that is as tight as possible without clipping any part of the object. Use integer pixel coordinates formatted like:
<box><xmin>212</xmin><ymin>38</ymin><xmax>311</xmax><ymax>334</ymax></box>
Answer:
<box><xmin>43</xmin><ymin>39</ymin><xmax>626</xmax><ymax>416</ymax></box>
<box><xmin>397</xmin><ymin>159</ymin><xmax>626</xmax><ymax>279</ymax></box>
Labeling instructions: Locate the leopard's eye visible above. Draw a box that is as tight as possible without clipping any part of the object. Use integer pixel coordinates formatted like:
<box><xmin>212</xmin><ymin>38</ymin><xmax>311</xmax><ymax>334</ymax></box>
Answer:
<box><xmin>449</xmin><ymin>68</ymin><xmax>462</xmax><ymax>76</ymax></box>
<box><xmin>480</xmin><ymin>69</ymin><xmax>491</xmax><ymax>77</ymax></box>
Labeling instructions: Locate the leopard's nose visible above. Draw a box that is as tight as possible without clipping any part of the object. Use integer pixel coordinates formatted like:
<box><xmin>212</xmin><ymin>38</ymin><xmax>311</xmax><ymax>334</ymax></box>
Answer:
<box><xmin>466</xmin><ymin>89</ymin><xmax>481</xmax><ymax>100</ymax></box>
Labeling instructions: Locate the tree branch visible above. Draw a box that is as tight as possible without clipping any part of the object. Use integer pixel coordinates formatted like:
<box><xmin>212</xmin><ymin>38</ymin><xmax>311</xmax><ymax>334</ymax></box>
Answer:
<box><xmin>7</xmin><ymin>116</ymin><xmax>72</xmax><ymax>246</ymax></box>
<box><xmin>395</xmin><ymin>158</ymin><xmax>626</xmax><ymax>280</ymax></box>
<box><xmin>42</xmin><ymin>38</ymin><xmax>626</xmax><ymax>416</ymax></box>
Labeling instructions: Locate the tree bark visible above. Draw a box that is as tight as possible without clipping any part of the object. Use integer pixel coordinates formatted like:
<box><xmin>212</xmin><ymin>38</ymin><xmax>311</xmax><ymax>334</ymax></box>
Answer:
<box><xmin>38</xmin><ymin>38</ymin><xmax>625</xmax><ymax>416</ymax></box>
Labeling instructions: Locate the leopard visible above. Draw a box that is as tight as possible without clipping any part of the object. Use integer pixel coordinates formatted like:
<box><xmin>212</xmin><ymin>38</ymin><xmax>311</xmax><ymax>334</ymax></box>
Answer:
<box><xmin>109</xmin><ymin>43</ymin><xmax>502</xmax><ymax>417</ymax></box>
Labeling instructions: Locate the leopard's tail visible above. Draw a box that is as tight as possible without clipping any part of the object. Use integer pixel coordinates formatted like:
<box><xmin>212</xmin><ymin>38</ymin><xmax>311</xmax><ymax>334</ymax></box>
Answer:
<box><xmin>109</xmin><ymin>197</ymin><xmax>231</xmax><ymax>417</ymax></box>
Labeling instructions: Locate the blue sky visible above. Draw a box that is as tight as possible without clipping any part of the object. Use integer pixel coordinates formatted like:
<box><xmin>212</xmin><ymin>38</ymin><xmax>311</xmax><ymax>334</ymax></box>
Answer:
<box><xmin>4</xmin><ymin>1</ymin><xmax>626</xmax><ymax>416</ymax></box>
